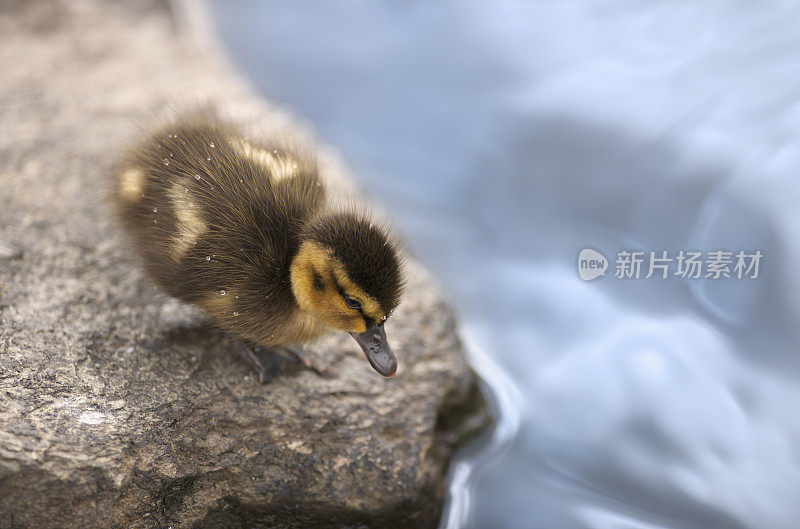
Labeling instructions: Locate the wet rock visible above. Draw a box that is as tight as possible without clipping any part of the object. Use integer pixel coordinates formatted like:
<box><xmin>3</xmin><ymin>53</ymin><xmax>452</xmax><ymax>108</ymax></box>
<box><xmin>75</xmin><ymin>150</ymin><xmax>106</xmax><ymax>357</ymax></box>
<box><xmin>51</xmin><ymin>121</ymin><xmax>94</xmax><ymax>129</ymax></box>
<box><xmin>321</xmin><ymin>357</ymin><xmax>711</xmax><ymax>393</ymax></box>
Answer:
<box><xmin>0</xmin><ymin>240</ymin><xmax>22</xmax><ymax>260</ymax></box>
<box><xmin>0</xmin><ymin>1</ymin><xmax>488</xmax><ymax>528</ymax></box>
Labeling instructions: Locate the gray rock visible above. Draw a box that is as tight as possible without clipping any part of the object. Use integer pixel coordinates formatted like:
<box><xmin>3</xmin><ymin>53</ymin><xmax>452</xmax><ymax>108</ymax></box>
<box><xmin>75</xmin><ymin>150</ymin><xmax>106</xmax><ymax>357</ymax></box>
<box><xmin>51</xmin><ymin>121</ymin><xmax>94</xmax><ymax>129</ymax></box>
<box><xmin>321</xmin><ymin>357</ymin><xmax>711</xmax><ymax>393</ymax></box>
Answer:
<box><xmin>0</xmin><ymin>1</ymin><xmax>489</xmax><ymax>528</ymax></box>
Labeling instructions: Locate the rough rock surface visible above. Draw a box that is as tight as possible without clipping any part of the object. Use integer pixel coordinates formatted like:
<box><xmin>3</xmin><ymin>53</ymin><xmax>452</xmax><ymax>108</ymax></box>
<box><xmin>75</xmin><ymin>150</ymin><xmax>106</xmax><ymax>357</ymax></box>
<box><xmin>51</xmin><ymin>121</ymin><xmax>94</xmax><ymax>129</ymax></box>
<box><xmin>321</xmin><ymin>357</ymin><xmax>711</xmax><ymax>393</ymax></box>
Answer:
<box><xmin>0</xmin><ymin>1</ymin><xmax>488</xmax><ymax>528</ymax></box>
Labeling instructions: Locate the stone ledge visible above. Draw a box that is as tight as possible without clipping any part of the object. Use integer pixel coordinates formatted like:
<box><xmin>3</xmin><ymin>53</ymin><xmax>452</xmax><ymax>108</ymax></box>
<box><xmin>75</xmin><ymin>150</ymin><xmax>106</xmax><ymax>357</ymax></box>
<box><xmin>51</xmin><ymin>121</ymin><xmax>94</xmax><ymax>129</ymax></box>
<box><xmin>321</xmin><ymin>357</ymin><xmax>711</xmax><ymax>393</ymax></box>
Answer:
<box><xmin>0</xmin><ymin>1</ymin><xmax>489</xmax><ymax>528</ymax></box>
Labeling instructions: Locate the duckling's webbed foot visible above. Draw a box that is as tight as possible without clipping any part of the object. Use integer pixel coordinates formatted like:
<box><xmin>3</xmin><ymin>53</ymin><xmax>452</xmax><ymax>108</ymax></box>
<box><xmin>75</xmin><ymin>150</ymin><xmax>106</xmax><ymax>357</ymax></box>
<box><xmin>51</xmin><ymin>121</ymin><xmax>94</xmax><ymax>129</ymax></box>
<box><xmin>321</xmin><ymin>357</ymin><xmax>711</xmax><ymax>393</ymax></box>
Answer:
<box><xmin>232</xmin><ymin>340</ymin><xmax>320</xmax><ymax>383</ymax></box>
<box><xmin>279</xmin><ymin>345</ymin><xmax>324</xmax><ymax>376</ymax></box>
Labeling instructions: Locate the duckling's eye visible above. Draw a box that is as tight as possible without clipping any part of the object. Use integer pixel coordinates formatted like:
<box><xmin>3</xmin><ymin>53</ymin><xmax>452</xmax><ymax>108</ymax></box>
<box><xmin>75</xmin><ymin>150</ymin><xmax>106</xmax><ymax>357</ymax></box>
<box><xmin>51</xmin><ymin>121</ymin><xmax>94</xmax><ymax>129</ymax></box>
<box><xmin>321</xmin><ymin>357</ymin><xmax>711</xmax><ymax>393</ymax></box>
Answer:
<box><xmin>343</xmin><ymin>296</ymin><xmax>361</xmax><ymax>310</ymax></box>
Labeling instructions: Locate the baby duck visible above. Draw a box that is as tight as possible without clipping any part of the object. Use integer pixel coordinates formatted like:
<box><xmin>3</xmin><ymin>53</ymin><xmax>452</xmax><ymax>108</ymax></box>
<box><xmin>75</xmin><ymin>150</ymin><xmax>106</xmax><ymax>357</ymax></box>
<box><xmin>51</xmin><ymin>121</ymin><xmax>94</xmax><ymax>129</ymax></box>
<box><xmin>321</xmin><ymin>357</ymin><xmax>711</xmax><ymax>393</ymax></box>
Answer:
<box><xmin>114</xmin><ymin>110</ymin><xmax>404</xmax><ymax>380</ymax></box>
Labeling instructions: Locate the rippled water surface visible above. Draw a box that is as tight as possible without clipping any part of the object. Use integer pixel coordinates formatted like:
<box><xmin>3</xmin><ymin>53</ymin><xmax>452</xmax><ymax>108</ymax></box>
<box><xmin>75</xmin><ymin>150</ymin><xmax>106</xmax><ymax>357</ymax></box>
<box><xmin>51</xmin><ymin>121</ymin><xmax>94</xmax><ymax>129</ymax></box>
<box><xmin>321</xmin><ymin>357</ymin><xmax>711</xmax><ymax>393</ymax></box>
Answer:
<box><xmin>207</xmin><ymin>1</ymin><xmax>800</xmax><ymax>527</ymax></box>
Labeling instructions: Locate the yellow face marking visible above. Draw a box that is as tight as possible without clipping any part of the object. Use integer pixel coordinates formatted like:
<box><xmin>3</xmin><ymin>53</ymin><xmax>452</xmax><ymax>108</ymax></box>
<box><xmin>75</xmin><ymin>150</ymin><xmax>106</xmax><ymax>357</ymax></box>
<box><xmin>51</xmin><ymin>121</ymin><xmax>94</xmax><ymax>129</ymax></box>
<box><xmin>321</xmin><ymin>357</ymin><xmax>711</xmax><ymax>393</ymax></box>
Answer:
<box><xmin>229</xmin><ymin>138</ymin><xmax>298</xmax><ymax>182</ymax></box>
<box><xmin>169</xmin><ymin>183</ymin><xmax>206</xmax><ymax>260</ymax></box>
<box><xmin>287</xmin><ymin>310</ymin><xmax>328</xmax><ymax>343</ymax></box>
<box><xmin>290</xmin><ymin>241</ymin><xmax>384</xmax><ymax>333</ymax></box>
<box><xmin>330</xmin><ymin>267</ymin><xmax>382</xmax><ymax>322</ymax></box>
<box><xmin>118</xmin><ymin>167</ymin><xmax>143</xmax><ymax>202</ymax></box>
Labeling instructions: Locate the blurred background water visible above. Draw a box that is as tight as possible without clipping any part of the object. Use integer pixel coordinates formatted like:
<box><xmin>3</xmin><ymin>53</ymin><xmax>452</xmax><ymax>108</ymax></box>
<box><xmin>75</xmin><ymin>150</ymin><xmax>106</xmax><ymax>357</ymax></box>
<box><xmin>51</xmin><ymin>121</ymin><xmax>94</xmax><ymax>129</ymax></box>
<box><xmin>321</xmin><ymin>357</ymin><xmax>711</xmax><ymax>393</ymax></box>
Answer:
<box><xmin>205</xmin><ymin>1</ymin><xmax>800</xmax><ymax>528</ymax></box>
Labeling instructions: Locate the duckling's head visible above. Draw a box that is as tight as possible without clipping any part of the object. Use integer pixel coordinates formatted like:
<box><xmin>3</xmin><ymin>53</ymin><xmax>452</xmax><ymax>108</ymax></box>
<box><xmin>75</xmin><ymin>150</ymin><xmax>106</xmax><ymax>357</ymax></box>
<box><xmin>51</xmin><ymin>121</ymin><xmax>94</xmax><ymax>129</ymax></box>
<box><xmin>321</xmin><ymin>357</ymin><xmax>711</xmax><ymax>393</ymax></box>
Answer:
<box><xmin>290</xmin><ymin>211</ymin><xmax>405</xmax><ymax>377</ymax></box>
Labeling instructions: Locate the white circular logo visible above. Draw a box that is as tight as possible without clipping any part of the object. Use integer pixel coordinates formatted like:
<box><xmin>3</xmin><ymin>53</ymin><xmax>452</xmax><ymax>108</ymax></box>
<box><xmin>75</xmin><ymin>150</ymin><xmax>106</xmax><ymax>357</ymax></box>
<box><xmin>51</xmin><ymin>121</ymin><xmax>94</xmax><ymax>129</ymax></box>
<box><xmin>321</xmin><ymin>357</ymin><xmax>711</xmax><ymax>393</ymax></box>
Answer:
<box><xmin>578</xmin><ymin>248</ymin><xmax>608</xmax><ymax>280</ymax></box>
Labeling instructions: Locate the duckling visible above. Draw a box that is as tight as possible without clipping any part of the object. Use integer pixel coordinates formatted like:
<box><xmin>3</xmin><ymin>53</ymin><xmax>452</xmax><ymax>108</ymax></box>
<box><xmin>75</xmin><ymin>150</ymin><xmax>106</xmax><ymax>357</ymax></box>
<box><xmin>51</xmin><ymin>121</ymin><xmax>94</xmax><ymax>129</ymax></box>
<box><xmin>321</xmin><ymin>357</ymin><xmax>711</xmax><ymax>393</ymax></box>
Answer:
<box><xmin>113</xmin><ymin>109</ymin><xmax>405</xmax><ymax>380</ymax></box>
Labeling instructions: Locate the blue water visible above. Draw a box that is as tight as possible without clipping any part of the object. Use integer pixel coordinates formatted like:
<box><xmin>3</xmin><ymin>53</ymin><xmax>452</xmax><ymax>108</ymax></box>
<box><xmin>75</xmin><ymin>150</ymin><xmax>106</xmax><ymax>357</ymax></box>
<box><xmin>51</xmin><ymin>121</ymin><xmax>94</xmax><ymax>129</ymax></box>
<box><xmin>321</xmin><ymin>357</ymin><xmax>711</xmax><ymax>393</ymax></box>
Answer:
<box><xmin>206</xmin><ymin>1</ymin><xmax>800</xmax><ymax>528</ymax></box>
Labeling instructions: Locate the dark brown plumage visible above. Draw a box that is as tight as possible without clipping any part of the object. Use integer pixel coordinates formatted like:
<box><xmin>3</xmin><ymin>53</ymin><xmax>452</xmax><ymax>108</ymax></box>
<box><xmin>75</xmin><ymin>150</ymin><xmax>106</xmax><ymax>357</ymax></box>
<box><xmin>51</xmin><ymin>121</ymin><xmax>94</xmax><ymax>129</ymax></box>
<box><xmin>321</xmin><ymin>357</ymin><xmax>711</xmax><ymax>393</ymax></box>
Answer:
<box><xmin>114</xmin><ymin>110</ymin><xmax>405</xmax><ymax>379</ymax></box>
<box><xmin>303</xmin><ymin>212</ymin><xmax>404</xmax><ymax>313</ymax></box>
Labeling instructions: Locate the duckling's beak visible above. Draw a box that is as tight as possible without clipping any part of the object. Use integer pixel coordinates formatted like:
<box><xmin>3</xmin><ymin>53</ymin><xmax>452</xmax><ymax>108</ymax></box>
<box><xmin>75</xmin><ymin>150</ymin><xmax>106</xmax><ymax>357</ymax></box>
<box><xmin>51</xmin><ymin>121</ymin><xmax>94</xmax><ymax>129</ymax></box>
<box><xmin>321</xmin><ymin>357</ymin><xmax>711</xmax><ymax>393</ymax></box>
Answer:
<box><xmin>350</xmin><ymin>322</ymin><xmax>397</xmax><ymax>377</ymax></box>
